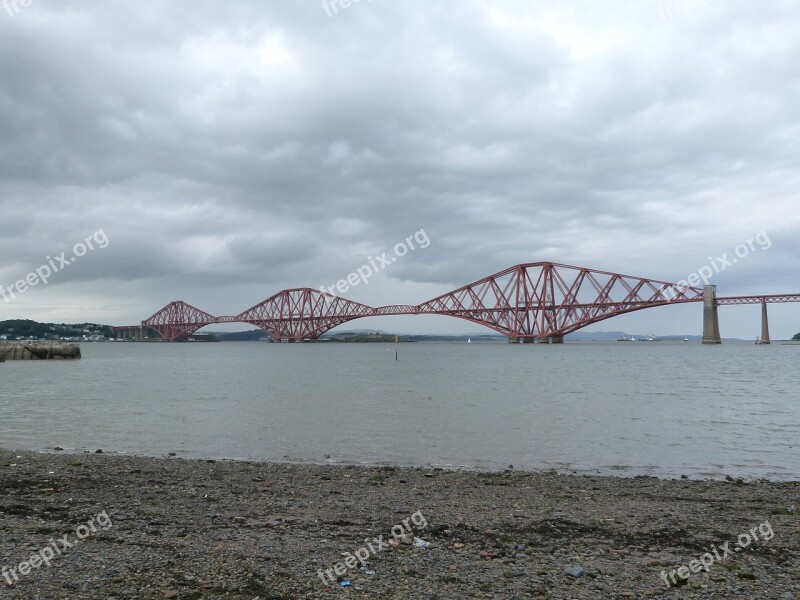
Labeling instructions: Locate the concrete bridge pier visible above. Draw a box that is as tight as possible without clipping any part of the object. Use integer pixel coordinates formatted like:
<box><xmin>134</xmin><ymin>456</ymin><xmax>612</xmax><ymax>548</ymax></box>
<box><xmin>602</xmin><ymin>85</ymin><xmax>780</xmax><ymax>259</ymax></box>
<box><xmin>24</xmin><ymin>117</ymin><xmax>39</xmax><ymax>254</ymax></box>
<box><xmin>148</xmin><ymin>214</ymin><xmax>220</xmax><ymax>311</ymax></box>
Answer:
<box><xmin>114</xmin><ymin>326</ymin><xmax>143</xmax><ymax>340</ymax></box>
<box><xmin>702</xmin><ymin>285</ymin><xmax>721</xmax><ymax>344</ymax></box>
<box><xmin>509</xmin><ymin>336</ymin><xmax>562</xmax><ymax>344</ymax></box>
<box><xmin>761</xmin><ymin>301</ymin><xmax>771</xmax><ymax>344</ymax></box>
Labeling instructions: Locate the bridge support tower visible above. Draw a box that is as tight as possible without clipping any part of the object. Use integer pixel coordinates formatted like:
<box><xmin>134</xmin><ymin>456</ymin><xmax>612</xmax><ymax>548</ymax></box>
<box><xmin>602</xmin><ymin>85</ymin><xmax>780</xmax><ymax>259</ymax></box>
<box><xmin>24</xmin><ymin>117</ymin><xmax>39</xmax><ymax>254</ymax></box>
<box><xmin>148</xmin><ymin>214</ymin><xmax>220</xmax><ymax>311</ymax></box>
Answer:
<box><xmin>702</xmin><ymin>285</ymin><xmax>721</xmax><ymax>344</ymax></box>
<box><xmin>761</xmin><ymin>301</ymin><xmax>771</xmax><ymax>344</ymax></box>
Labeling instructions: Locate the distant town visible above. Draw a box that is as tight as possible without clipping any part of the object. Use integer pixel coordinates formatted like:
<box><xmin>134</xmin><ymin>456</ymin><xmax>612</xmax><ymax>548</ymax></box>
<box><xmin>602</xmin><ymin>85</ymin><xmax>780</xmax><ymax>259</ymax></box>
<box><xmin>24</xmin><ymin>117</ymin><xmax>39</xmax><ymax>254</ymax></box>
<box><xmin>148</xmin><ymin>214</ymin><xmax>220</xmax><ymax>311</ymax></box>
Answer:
<box><xmin>0</xmin><ymin>320</ymin><xmax>114</xmax><ymax>342</ymax></box>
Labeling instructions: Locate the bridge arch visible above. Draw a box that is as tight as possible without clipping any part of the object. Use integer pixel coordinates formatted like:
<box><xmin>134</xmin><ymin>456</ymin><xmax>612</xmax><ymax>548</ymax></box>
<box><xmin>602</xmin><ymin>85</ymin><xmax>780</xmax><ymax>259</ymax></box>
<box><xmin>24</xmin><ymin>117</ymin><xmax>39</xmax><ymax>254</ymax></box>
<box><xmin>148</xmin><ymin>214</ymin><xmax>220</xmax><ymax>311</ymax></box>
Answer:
<box><xmin>140</xmin><ymin>263</ymin><xmax>712</xmax><ymax>341</ymax></box>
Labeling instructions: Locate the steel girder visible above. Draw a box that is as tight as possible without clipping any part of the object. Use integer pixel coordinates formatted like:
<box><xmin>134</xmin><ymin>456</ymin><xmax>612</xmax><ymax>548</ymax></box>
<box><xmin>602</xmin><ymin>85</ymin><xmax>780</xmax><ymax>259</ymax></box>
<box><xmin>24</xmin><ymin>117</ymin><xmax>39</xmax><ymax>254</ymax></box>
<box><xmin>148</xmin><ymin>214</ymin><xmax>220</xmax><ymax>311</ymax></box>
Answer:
<box><xmin>139</xmin><ymin>263</ymin><xmax>800</xmax><ymax>341</ymax></box>
<box><xmin>141</xmin><ymin>301</ymin><xmax>217</xmax><ymax>342</ymax></box>
<box><xmin>237</xmin><ymin>288</ymin><xmax>375</xmax><ymax>341</ymax></box>
<box><xmin>416</xmin><ymin>262</ymin><xmax>705</xmax><ymax>339</ymax></box>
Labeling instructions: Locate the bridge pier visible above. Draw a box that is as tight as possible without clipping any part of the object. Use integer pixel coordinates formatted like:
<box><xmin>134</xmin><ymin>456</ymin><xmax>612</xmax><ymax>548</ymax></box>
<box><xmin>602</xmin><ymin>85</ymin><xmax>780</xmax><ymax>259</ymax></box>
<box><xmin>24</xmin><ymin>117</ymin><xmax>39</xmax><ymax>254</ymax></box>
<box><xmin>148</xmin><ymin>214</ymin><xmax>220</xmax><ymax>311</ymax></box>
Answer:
<box><xmin>114</xmin><ymin>326</ymin><xmax>144</xmax><ymax>340</ymax></box>
<box><xmin>702</xmin><ymin>285</ymin><xmax>721</xmax><ymax>344</ymax></box>
<box><xmin>761</xmin><ymin>301</ymin><xmax>771</xmax><ymax>344</ymax></box>
<box><xmin>509</xmin><ymin>336</ymin><xmax>545</xmax><ymax>343</ymax></box>
<box><xmin>534</xmin><ymin>336</ymin><xmax>564</xmax><ymax>344</ymax></box>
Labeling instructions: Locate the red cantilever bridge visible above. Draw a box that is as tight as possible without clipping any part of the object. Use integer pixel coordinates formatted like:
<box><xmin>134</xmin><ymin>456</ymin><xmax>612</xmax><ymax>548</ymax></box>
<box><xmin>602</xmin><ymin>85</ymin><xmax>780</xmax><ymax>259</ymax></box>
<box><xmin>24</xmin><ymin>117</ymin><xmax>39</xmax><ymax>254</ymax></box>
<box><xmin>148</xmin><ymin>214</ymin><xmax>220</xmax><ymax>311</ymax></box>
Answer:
<box><xmin>127</xmin><ymin>262</ymin><xmax>800</xmax><ymax>344</ymax></box>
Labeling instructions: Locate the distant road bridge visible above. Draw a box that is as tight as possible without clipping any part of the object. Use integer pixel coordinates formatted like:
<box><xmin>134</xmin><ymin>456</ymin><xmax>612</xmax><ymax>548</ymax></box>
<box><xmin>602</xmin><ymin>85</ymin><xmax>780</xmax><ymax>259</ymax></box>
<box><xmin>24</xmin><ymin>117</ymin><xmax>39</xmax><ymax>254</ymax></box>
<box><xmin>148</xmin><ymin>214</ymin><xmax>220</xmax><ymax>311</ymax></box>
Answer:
<box><xmin>117</xmin><ymin>262</ymin><xmax>800</xmax><ymax>344</ymax></box>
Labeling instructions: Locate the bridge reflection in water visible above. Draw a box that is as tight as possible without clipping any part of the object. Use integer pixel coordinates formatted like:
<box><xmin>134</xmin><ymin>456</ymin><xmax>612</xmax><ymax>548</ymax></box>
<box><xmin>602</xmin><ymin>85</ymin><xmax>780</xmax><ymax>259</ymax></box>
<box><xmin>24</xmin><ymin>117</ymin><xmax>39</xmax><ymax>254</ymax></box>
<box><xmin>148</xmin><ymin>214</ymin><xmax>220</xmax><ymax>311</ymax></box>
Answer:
<box><xmin>116</xmin><ymin>262</ymin><xmax>800</xmax><ymax>343</ymax></box>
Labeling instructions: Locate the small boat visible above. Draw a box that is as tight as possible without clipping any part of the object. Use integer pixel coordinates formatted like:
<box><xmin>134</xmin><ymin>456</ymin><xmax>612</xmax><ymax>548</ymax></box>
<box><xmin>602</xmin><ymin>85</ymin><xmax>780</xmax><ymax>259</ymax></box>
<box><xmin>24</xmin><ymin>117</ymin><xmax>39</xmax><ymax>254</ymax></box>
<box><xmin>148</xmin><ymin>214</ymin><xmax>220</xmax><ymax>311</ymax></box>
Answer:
<box><xmin>646</xmin><ymin>335</ymin><xmax>657</xmax><ymax>342</ymax></box>
<box><xmin>684</xmin><ymin>337</ymin><xmax>690</xmax><ymax>342</ymax></box>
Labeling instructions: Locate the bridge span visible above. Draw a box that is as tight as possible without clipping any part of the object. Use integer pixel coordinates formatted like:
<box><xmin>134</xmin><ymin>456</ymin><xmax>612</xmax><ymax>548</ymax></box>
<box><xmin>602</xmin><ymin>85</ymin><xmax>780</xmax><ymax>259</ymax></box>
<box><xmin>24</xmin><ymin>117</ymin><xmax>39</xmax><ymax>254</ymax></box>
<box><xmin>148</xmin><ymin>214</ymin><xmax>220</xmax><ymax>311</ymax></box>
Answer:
<box><xmin>117</xmin><ymin>262</ymin><xmax>799</xmax><ymax>344</ymax></box>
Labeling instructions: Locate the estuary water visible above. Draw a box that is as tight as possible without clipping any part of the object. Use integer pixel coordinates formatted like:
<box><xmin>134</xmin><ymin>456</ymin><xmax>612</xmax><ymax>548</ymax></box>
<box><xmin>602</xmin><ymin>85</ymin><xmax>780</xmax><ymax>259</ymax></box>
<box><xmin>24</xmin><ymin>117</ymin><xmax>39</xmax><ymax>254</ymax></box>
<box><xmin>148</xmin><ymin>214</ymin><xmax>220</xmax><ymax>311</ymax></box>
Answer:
<box><xmin>0</xmin><ymin>340</ymin><xmax>798</xmax><ymax>480</ymax></box>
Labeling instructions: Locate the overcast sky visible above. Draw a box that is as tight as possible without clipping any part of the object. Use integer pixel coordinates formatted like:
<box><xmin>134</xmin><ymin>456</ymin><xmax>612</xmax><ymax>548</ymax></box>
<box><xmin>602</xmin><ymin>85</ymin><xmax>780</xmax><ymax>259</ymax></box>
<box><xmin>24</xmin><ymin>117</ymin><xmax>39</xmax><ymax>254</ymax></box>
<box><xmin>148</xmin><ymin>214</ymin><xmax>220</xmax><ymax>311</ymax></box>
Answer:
<box><xmin>1</xmin><ymin>0</ymin><xmax>798</xmax><ymax>338</ymax></box>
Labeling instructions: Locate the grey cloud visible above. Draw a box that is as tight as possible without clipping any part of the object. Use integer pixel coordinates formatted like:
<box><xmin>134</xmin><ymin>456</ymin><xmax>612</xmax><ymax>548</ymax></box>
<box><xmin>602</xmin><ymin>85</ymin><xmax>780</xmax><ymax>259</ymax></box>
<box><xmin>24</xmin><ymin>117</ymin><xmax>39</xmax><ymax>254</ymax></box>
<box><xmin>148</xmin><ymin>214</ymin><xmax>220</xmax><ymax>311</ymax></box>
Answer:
<box><xmin>1</xmin><ymin>0</ymin><xmax>798</xmax><ymax>336</ymax></box>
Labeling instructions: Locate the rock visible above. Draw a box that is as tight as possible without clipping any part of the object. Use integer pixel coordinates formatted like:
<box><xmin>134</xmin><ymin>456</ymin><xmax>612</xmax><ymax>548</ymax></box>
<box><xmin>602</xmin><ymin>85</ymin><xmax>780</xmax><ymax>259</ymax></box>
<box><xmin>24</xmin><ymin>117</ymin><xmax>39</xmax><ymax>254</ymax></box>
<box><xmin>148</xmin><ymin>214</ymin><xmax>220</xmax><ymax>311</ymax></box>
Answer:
<box><xmin>565</xmin><ymin>566</ymin><xmax>586</xmax><ymax>578</ymax></box>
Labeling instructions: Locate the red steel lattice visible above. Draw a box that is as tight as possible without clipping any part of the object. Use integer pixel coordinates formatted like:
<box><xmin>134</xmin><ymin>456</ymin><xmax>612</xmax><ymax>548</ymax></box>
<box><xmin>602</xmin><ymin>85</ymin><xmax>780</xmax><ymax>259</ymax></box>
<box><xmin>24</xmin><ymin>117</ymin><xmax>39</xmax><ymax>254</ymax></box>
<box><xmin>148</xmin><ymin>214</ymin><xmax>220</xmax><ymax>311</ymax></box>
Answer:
<box><xmin>142</xmin><ymin>301</ymin><xmax>217</xmax><ymax>342</ymax></box>
<box><xmin>139</xmin><ymin>262</ymin><xmax>799</xmax><ymax>341</ymax></box>
<box><xmin>236</xmin><ymin>288</ymin><xmax>375</xmax><ymax>342</ymax></box>
<box><xmin>416</xmin><ymin>262</ymin><xmax>704</xmax><ymax>340</ymax></box>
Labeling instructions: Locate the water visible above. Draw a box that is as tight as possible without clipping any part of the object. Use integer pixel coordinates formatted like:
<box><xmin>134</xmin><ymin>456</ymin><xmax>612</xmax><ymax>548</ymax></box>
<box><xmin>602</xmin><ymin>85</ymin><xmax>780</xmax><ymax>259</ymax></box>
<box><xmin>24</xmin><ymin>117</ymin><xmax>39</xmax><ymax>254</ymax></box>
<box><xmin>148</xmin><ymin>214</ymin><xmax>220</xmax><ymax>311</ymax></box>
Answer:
<box><xmin>0</xmin><ymin>341</ymin><xmax>798</xmax><ymax>480</ymax></box>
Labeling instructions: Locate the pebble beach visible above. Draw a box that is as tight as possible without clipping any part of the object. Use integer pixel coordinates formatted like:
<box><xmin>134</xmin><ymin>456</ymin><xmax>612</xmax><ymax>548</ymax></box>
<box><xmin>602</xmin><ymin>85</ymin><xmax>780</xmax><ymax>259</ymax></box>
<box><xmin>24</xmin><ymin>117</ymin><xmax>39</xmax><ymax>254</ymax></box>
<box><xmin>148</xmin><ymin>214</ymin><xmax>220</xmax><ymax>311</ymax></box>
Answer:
<box><xmin>0</xmin><ymin>450</ymin><xmax>798</xmax><ymax>599</ymax></box>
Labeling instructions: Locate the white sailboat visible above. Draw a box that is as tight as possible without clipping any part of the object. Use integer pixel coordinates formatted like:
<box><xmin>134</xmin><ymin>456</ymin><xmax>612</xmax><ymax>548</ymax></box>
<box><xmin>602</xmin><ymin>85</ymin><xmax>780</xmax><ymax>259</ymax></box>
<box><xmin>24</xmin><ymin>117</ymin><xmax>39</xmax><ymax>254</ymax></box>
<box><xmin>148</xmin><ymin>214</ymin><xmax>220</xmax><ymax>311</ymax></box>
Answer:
<box><xmin>467</xmin><ymin>337</ymin><xmax>471</xmax><ymax>343</ymax></box>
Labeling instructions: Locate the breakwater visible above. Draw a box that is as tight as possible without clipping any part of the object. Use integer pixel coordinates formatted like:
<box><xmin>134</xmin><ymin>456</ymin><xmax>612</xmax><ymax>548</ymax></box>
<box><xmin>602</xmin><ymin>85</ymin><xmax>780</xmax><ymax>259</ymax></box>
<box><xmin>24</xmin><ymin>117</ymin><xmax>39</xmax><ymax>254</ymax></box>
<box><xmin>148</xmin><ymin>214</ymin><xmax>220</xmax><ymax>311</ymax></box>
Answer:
<box><xmin>0</xmin><ymin>342</ymin><xmax>81</xmax><ymax>361</ymax></box>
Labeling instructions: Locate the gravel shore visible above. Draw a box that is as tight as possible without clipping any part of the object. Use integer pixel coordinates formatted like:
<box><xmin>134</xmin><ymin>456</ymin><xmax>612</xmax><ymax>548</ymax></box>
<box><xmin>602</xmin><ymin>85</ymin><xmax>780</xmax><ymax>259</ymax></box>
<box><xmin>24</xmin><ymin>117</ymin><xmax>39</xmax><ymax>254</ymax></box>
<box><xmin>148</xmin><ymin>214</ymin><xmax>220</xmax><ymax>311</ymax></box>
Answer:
<box><xmin>0</xmin><ymin>450</ymin><xmax>797</xmax><ymax>599</ymax></box>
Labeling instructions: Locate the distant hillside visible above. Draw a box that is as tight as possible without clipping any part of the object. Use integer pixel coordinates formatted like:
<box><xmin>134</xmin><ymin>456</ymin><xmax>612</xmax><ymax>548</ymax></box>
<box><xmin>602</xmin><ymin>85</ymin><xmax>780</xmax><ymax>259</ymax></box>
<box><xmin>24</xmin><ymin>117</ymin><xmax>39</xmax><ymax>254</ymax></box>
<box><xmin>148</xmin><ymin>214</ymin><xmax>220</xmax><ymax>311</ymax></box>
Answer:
<box><xmin>210</xmin><ymin>329</ymin><xmax>712</xmax><ymax>343</ymax></box>
<box><xmin>210</xmin><ymin>329</ymin><xmax>506</xmax><ymax>342</ymax></box>
<box><xmin>565</xmin><ymin>331</ymin><xmax>702</xmax><ymax>341</ymax></box>
<box><xmin>325</xmin><ymin>332</ymin><xmax>415</xmax><ymax>343</ymax></box>
<box><xmin>0</xmin><ymin>319</ymin><xmax>113</xmax><ymax>340</ymax></box>
<box><xmin>213</xmin><ymin>329</ymin><xmax>266</xmax><ymax>341</ymax></box>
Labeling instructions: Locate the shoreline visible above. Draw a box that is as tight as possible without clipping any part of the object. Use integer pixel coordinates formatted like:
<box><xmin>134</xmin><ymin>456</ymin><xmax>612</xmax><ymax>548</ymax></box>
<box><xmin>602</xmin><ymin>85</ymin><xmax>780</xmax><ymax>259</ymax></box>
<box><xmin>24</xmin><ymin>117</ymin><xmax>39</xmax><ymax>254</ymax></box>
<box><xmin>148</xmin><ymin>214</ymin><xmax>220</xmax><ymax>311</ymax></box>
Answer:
<box><xmin>1</xmin><ymin>450</ymin><xmax>798</xmax><ymax>598</ymax></box>
<box><xmin>6</xmin><ymin>447</ymin><xmax>798</xmax><ymax>483</ymax></box>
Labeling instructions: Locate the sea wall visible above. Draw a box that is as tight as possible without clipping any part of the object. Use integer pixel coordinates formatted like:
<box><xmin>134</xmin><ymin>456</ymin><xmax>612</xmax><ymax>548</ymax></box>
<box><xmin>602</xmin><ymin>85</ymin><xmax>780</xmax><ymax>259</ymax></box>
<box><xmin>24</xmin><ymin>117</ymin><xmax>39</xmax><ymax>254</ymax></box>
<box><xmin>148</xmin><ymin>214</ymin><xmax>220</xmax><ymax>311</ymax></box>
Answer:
<box><xmin>0</xmin><ymin>342</ymin><xmax>81</xmax><ymax>361</ymax></box>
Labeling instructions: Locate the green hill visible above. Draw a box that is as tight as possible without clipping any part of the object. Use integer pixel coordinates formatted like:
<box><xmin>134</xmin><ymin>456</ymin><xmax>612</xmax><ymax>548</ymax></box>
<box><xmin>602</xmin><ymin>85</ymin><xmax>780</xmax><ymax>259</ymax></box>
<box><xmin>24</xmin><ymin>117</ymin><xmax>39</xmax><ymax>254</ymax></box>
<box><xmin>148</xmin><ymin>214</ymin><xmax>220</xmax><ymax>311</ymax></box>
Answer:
<box><xmin>0</xmin><ymin>319</ymin><xmax>113</xmax><ymax>340</ymax></box>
